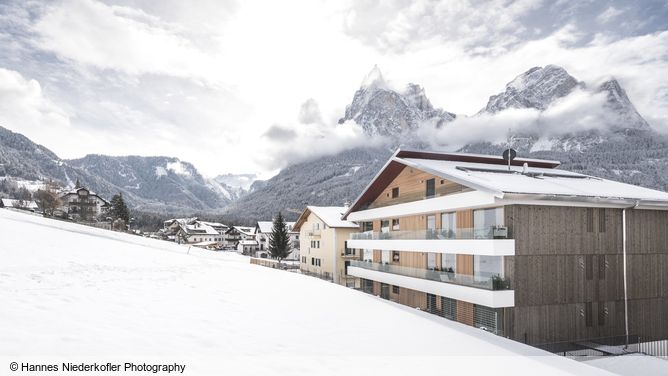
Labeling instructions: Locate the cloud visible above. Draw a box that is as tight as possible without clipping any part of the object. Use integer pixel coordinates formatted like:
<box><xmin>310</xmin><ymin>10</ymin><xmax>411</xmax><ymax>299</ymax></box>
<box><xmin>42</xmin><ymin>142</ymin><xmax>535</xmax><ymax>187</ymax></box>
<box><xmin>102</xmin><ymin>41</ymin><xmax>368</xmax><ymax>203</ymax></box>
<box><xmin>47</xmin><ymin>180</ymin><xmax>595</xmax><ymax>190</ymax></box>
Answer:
<box><xmin>31</xmin><ymin>0</ymin><xmax>219</xmax><ymax>79</ymax></box>
<box><xmin>342</xmin><ymin>0</ymin><xmax>544</xmax><ymax>54</ymax></box>
<box><xmin>0</xmin><ymin>68</ymin><xmax>72</xmax><ymax>145</ymax></box>
<box><xmin>298</xmin><ymin>98</ymin><xmax>324</xmax><ymax>125</ymax></box>
<box><xmin>263</xmin><ymin>125</ymin><xmax>298</xmax><ymax>142</ymax></box>
<box><xmin>417</xmin><ymin>88</ymin><xmax>615</xmax><ymax>150</ymax></box>
<box><xmin>597</xmin><ymin>6</ymin><xmax>624</xmax><ymax>24</ymax></box>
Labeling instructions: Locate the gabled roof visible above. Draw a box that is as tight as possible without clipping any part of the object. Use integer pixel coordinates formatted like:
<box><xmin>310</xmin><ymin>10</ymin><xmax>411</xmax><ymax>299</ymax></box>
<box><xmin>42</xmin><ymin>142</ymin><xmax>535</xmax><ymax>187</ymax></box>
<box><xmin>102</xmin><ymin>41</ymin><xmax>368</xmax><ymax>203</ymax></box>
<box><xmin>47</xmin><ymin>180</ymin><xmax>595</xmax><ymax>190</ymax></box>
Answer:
<box><xmin>343</xmin><ymin>148</ymin><xmax>668</xmax><ymax>217</ymax></box>
<box><xmin>293</xmin><ymin>206</ymin><xmax>359</xmax><ymax>231</ymax></box>
<box><xmin>226</xmin><ymin>226</ymin><xmax>255</xmax><ymax>236</ymax></box>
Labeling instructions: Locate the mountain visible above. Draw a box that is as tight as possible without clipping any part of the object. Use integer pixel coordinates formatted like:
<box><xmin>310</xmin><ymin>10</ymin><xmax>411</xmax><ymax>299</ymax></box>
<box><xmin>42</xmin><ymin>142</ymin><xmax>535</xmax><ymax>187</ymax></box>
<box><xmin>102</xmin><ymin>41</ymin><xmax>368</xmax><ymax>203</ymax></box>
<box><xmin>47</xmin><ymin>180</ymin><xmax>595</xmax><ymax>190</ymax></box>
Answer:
<box><xmin>227</xmin><ymin>65</ymin><xmax>668</xmax><ymax>222</ymax></box>
<box><xmin>338</xmin><ymin>65</ymin><xmax>456</xmax><ymax>137</ymax></box>
<box><xmin>224</xmin><ymin>147</ymin><xmax>393</xmax><ymax>222</ymax></box>
<box><xmin>0</xmin><ymin>126</ymin><xmax>232</xmax><ymax>214</ymax></box>
<box><xmin>65</xmin><ymin>155</ymin><xmax>232</xmax><ymax>213</ymax></box>
<box><xmin>479</xmin><ymin>65</ymin><xmax>584</xmax><ymax>114</ymax></box>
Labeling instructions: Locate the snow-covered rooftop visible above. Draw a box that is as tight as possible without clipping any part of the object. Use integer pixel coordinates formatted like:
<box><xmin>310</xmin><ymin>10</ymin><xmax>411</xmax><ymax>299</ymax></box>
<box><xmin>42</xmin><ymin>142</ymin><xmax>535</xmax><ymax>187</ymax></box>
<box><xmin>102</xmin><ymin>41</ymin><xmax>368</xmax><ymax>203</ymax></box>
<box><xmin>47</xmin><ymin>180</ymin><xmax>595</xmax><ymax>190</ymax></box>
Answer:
<box><xmin>304</xmin><ymin>206</ymin><xmax>358</xmax><ymax>229</ymax></box>
<box><xmin>0</xmin><ymin>209</ymin><xmax>617</xmax><ymax>375</ymax></box>
<box><xmin>398</xmin><ymin>156</ymin><xmax>668</xmax><ymax>204</ymax></box>
<box><xmin>257</xmin><ymin>221</ymin><xmax>297</xmax><ymax>234</ymax></box>
<box><xmin>1</xmin><ymin>199</ymin><xmax>38</xmax><ymax>209</ymax></box>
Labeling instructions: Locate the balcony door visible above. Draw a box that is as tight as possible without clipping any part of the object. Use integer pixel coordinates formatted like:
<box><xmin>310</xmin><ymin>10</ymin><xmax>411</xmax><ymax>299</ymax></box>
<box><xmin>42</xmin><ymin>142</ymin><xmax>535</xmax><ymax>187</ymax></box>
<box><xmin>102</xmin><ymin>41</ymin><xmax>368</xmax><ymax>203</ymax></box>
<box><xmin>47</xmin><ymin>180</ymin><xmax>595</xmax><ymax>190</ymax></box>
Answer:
<box><xmin>426</xmin><ymin>215</ymin><xmax>436</xmax><ymax>239</ymax></box>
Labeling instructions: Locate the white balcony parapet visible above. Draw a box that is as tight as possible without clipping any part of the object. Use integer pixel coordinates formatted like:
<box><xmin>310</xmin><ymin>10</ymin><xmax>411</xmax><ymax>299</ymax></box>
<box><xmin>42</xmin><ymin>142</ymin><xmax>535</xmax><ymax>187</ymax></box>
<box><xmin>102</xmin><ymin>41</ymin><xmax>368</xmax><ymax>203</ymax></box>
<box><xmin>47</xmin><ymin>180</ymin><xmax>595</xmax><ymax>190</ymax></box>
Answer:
<box><xmin>346</xmin><ymin>190</ymin><xmax>498</xmax><ymax>222</ymax></box>
<box><xmin>348</xmin><ymin>266</ymin><xmax>515</xmax><ymax>308</ymax></box>
<box><xmin>347</xmin><ymin>238</ymin><xmax>515</xmax><ymax>256</ymax></box>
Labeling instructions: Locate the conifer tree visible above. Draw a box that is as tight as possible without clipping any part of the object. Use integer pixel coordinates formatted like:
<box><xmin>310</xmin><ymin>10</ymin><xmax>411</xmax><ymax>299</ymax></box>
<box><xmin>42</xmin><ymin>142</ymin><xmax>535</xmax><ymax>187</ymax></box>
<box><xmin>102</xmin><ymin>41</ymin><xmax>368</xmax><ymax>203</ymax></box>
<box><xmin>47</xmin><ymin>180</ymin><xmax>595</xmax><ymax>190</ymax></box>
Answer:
<box><xmin>109</xmin><ymin>193</ymin><xmax>130</xmax><ymax>223</ymax></box>
<box><xmin>268</xmin><ymin>212</ymin><xmax>291</xmax><ymax>264</ymax></box>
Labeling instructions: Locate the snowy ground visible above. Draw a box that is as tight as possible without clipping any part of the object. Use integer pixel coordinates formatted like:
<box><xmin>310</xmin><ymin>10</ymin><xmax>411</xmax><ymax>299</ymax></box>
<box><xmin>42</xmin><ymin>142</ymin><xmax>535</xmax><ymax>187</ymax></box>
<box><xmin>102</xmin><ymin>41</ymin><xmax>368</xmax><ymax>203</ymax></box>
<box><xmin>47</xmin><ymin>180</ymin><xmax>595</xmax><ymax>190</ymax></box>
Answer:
<box><xmin>0</xmin><ymin>209</ymin><xmax>621</xmax><ymax>375</ymax></box>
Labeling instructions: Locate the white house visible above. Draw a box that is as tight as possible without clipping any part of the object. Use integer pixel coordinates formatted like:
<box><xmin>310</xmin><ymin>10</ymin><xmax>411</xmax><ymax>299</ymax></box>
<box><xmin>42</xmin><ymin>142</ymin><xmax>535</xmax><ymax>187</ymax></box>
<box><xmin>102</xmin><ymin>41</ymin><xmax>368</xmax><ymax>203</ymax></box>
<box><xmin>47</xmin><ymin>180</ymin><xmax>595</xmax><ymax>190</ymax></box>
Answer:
<box><xmin>59</xmin><ymin>186</ymin><xmax>110</xmax><ymax>221</ymax></box>
<box><xmin>163</xmin><ymin>218</ymin><xmax>228</xmax><ymax>247</ymax></box>
<box><xmin>254</xmin><ymin>221</ymin><xmax>299</xmax><ymax>260</ymax></box>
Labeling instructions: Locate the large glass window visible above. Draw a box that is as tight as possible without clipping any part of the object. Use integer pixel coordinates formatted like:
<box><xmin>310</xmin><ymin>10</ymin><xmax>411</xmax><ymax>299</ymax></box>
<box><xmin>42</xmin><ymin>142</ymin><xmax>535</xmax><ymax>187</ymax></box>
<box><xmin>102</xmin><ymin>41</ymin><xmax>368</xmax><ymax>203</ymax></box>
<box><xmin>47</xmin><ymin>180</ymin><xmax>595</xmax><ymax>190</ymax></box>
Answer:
<box><xmin>363</xmin><ymin>249</ymin><xmax>373</xmax><ymax>262</ymax></box>
<box><xmin>362</xmin><ymin>221</ymin><xmax>373</xmax><ymax>232</ymax></box>
<box><xmin>381</xmin><ymin>250</ymin><xmax>391</xmax><ymax>264</ymax></box>
<box><xmin>473</xmin><ymin>207</ymin><xmax>504</xmax><ymax>238</ymax></box>
<box><xmin>442</xmin><ymin>253</ymin><xmax>456</xmax><ymax>273</ymax></box>
<box><xmin>474</xmin><ymin>255</ymin><xmax>504</xmax><ymax>281</ymax></box>
<box><xmin>380</xmin><ymin>220</ymin><xmax>390</xmax><ymax>233</ymax></box>
<box><xmin>441</xmin><ymin>212</ymin><xmax>456</xmax><ymax>239</ymax></box>
<box><xmin>426</xmin><ymin>215</ymin><xmax>436</xmax><ymax>238</ymax></box>
<box><xmin>427</xmin><ymin>252</ymin><xmax>437</xmax><ymax>270</ymax></box>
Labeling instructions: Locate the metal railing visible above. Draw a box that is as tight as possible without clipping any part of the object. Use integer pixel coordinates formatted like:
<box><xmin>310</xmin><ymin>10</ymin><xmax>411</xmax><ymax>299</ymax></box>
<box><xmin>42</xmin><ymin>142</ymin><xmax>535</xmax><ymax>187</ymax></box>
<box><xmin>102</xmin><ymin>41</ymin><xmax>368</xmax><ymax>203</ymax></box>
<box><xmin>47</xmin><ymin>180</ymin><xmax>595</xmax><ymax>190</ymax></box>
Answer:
<box><xmin>348</xmin><ymin>260</ymin><xmax>511</xmax><ymax>291</ymax></box>
<box><xmin>350</xmin><ymin>226</ymin><xmax>510</xmax><ymax>240</ymax></box>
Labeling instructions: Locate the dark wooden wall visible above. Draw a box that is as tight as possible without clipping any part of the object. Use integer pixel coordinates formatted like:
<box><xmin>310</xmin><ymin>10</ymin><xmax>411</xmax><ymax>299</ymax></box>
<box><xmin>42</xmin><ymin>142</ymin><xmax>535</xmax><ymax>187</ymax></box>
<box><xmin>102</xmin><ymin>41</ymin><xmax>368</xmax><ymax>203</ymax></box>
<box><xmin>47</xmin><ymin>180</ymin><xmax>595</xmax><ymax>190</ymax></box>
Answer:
<box><xmin>504</xmin><ymin>205</ymin><xmax>668</xmax><ymax>345</ymax></box>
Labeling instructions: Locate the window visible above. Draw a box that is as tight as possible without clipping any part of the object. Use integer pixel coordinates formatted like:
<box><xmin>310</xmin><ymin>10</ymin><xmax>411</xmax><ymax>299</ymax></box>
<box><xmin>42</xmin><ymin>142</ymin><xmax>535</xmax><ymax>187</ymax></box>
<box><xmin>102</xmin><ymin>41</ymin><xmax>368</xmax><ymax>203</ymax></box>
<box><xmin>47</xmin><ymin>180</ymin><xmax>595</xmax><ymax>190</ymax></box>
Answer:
<box><xmin>362</xmin><ymin>221</ymin><xmax>373</xmax><ymax>232</ymax></box>
<box><xmin>311</xmin><ymin>257</ymin><xmax>314</xmax><ymax>265</ymax></box>
<box><xmin>363</xmin><ymin>249</ymin><xmax>373</xmax><ymax>262</ymax></box>
<box><xmin>392</xmin><ymin>285</ymin><xmax>400</xmax><ymax>294</ymax></box>
<box><xmin>391</xmin><ymin>187</ymin><xmax>399</xmax><ymax>198</ymax></box>
<box><xmin>391</xmin><ymin>218</ymin><xmax>400</xmax><ymax>231</ymax></box>
<box><xmin>441</xmin><ymin>212</ymin><xmax>456</xmax><ymax>239</ymax></box>
<box><xmin>442</xmin><ymin>297</ymin><xmax>456</xmax><ymax>320</ymax></box>
<box><xmin>362</xmin><ymin>279</ymin><xmax>374</xmax><ymax>294</ymax></box>
<box><xmin>598</xmin><ymin>302</ymin><xmax>607</xmax><ymax>326</ymax></box>
<box><xmin>426</xmin><ymin>215</ymin><xmax>436</xmax><ymax>238</ymax></box>
<box><xmin>473</xmin><ymin>255</ymin><xmax>503</xmax><ymax>281</ymax></box>
<box><xmin>380</xmin><ymin>220</ymin><xmax>390</xmax><ymax>233</ymax></box>
<box><xmin>473</xmin><ymin>207</ymin><xmax>504</xmax><ymax>238</ymax></box>
<box><xmin>392</xmin><ymin>251</ymin><xmax>400</xmax><ymax>262</ymax></box>
<box><xmin>427</xmin><ymin>253</ymin><xmax>437</xmax><ymax>270</ymax></box>
<box><xmin>598</xmin><ymin>208</ymin><xmax>606</xmax><ymax>232</ymax></box>
<box><xmin>585</xmin><ymin>302</ymin><xmax>593</xmax><ymax>327</ymax></box>
<box><xmin>442</xmin><ymin>253</ymin><xmax>456</xmax><ymax>273</ymax></box>
<box><xmin>426</xmin><ymin>178</ymin><xmax>435</xmax><ymax>197</ymax></box>
<box><xmin>586</xmin><ymin>255</ymin><xmax>593</xmax><ymax>280</ymax></box>
<box><xmin>586</xmin><ymin>208</ymin><xmax>594</xmax><ymax>232</ymax></box>
<box><xmin>381</xmin><ymin>250</ymin><xmax>390</xmax><ymax>264</ymax></box>
<box><xmin>598</xmin><ymin>256</ymin><xmax>606</xmax><ymax>280</ymax></box>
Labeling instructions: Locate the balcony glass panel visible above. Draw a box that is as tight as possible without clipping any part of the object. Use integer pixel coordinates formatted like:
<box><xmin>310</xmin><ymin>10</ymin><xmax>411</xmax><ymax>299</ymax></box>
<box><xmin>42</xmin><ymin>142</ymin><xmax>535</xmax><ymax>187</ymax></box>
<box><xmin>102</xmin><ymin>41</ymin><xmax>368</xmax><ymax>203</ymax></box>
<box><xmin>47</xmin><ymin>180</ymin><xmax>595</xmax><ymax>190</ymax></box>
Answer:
<box><xmin>350</xmin><ymin>226</ymin><xmax>511</xmax><ymax>240</ymax></box>
<box><xmin>348</xmin><ymin>260</ymin><xmax>511</xmax><ymax>290</ymax></box>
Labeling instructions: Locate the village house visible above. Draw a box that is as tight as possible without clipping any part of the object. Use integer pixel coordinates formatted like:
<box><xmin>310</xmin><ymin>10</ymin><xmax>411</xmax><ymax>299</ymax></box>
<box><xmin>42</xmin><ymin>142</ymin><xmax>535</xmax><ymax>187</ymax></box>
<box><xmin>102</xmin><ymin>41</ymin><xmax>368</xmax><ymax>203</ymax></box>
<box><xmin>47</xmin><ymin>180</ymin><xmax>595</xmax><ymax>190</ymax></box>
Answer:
<box><xmin>223</xmin><ymin>226</ymin><xmax>256</xmax><ymax>253</ymax></box>
<box><xmin>293</xmin><ymin>206</ymin><xmax>359</xmax><ymax>285</ymax></box>
<box><xmin>59</xmin><ymin>183</ymin><xmax>110</xmax><ymax>221</ymax></box>
<box><xmin>342</xmin><ymin>149</ymin><xmax>668</xmax><ymax>350</ymax></box>
<box><xmin>162</xmin><ymin>218</ymin><xmax>228</xmax><ymax>248</ymax></box>
<box><xmin>253</xmin><ymin>221</ymin><xmax>300</xmax><ymax>260</ymax></box>
<box><xmin>0</xmin><ymin>198</ymin><xmax>39</xmax><ymax>211</ymax></box>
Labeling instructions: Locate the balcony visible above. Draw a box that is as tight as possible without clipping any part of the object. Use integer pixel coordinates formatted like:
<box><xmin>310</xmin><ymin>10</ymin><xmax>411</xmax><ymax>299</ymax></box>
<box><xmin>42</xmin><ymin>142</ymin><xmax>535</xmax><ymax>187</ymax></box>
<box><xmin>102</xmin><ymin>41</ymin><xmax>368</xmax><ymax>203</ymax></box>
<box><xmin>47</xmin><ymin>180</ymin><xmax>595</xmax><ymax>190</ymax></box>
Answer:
<box><xmin>347</xmin><ymin>260</ymin><xmax>515</xmax><ymax>308</ymax></box>
<box><xmin>307</xmin><ymin>229</ymin><xmax>321</xmax><ymax>236</ymax></box>
<box><xmin>347</xmin><ymin>227</ymin><xmax>515</xmax><ymax>256</ymax></box>
<box><xmin>348</xmin><ymin>260</ymin><xmax>510</xmax><ymax>291</ymax></box>
<box><xmin>351</xmin><ymin>226</ymin><xmax>510</xmax><ymax>240</ymax></box>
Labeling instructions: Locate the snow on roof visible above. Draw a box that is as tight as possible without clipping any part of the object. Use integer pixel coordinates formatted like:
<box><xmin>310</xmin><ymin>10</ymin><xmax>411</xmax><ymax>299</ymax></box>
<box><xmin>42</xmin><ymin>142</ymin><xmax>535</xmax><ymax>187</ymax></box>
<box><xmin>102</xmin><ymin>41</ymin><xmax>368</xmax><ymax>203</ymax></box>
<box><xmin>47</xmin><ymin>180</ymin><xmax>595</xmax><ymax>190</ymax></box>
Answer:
<box><xmin>200</xmin><ymin>221</ymin><xmax>227</xmax><ymax>229</ymax></box>
<box><xmin>184</xmin><ymin>223</ymin><xmax>219</xmax><ymax>235</ymax></box>
<box><xmin>238</xmin><ymin>240</ymin><xmax>258</xmax><ymax>245</ymax></box>
<box><xmin>398</xmin><ymin>156</ymin><xmax>668</xmax><ymax>204</ymax></box>
<box><xmin>257</xmin><ymin>221</ymin><xmax>297</xmax><ymax>234</ymax></box>
<box><xmin>2</xmin><ymin>199</ymin><xmax>38</xmax><ymax>209</ymax></box>
<box><xmin>307</xmin><ymin>206</ymin><xmax>358</xmax><ymax>228</ymax></box>
<box><xmin>233</xmin><ymin>226</ymin><xmax>255</xmax><ymax>236</ymax></box>
<box><xmin>0</xmin><ymin>209</ymin><xmax>614</xmax><ymax>375</ymax></box>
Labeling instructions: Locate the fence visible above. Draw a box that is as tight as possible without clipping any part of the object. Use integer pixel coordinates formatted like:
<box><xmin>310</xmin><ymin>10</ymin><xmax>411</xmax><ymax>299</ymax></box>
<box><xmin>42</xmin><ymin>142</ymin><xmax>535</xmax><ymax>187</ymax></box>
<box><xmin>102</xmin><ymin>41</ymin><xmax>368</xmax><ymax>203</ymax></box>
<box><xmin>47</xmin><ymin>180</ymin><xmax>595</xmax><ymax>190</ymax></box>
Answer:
<box><xmin>535</xmin><ymin>335</ymin><xmax>668</xmax><ymax>358</ymax></box>
<box><xmin>249</xmin><ymin>258</ymin><xmax>300</xmax><ymax>270</ymax></box>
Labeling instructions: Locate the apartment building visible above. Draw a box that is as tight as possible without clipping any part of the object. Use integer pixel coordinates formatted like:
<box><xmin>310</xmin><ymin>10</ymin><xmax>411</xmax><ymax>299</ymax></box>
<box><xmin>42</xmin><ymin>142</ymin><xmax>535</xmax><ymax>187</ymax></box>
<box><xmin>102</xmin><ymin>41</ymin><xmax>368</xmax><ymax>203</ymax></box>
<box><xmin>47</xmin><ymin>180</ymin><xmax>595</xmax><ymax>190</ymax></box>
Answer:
<box><xmin>342</xmin><ymin>149</ymin><xmax>668</xmax><ymax>347</ymax></box>
<box><xmin>293</xmin><ymin>206</ymin><xmax>359</xmax><ymax>285</ymax></box>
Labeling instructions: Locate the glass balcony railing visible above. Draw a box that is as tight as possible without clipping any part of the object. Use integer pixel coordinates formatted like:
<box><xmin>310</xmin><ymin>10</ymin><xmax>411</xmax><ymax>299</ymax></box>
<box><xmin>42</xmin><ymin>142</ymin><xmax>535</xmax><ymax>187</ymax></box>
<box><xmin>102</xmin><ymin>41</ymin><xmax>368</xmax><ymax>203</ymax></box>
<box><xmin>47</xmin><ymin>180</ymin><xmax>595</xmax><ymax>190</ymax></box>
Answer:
<box><xmin>348</xmin><ymin>260</ymin><xmax>511</xmax><ymax>291</ymax></box>
<box><xmin>350</xmin><ymin>226</ymin><xmax>511</xmax><ymax>240</ymax></box>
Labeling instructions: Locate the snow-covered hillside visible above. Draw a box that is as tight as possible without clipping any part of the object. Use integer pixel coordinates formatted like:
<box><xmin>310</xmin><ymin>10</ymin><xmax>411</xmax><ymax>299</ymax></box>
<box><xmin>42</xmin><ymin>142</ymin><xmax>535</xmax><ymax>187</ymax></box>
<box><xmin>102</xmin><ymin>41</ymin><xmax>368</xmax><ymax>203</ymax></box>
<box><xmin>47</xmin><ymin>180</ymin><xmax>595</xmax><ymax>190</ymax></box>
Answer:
<box><xmin>0</xmin><ymin>209</ymin><xmax>617</xmax><ymax>375</ymax></box>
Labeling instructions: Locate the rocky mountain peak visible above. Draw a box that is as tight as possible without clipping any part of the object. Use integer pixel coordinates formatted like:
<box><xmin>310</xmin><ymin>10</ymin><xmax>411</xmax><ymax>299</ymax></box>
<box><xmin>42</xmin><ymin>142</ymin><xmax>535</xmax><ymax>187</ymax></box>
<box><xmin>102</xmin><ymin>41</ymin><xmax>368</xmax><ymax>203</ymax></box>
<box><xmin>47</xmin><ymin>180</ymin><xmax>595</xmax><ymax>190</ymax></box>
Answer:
<box><xmin>480</xmin><ymin>65</ymin><xmax>584</xmax><ymax>114</ymax></box>
<box><xmin>596</xmin><ymin>78</ymin><xmax>650</xmax><ymax>130</ymax></box>
<box><xmin>338</xmin><ymin>67</ymin><xmax>455</xmax><ymax>137</ymax></box>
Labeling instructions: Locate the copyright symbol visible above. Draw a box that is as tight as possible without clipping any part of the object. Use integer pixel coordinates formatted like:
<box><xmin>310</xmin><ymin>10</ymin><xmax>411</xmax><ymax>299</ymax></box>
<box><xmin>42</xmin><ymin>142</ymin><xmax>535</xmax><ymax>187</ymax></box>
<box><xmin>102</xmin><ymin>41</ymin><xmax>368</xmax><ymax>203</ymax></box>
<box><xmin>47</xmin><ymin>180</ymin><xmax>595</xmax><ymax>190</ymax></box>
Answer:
<box><xmin>10</xmin><ymin>362</ymin><xmax>18</xmax><ymax>371</ymax></box>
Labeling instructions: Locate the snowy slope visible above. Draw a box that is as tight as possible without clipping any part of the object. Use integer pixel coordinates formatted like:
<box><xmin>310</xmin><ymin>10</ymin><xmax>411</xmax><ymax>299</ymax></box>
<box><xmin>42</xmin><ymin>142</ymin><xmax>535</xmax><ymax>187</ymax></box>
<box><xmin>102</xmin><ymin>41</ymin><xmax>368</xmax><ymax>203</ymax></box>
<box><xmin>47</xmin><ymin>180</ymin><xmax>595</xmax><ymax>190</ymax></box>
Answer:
<box><xmin>0</xmin><ymin>209</ymin><xmax>618</xmax><ymax>375</ymax></box>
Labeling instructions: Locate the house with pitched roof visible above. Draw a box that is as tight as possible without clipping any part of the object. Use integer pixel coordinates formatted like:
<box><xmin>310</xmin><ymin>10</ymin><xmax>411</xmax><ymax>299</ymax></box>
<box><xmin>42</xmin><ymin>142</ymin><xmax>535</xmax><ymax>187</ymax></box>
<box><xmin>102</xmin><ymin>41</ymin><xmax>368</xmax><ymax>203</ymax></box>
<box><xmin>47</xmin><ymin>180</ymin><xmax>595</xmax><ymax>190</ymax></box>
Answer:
<box><xmin>293</xmin><ymin>206</ymin><xmax>359</xmax><ymax>285</ymax></box>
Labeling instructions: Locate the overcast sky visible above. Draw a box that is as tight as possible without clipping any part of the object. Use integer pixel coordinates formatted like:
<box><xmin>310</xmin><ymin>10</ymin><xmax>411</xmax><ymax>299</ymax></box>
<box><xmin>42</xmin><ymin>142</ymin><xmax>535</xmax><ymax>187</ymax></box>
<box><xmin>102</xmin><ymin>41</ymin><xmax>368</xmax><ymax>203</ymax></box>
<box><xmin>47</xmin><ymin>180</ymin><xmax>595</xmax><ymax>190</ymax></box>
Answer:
<box><xmin>1</xmin><ymin>0</ymin><xmax>667</xmax><ymax>178</ymax></box>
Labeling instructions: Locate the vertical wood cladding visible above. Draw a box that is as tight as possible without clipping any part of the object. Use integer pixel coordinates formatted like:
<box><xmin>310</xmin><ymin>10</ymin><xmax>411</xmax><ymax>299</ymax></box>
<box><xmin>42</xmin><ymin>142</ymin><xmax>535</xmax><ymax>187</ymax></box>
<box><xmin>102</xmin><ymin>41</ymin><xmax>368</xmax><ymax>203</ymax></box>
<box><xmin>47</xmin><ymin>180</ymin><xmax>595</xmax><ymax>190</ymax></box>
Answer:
<box><xmin>505</xmin><ymin>205</ymin><xmax>668</xmax><ymax>345</ymax></box>
<box><xmin>370</xmin><ymin>166</ymin><xmax>470</xmax><ymax>208</ymax></box>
